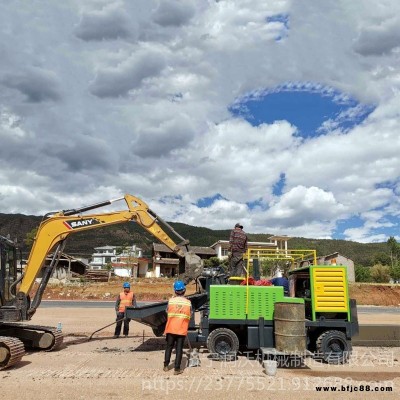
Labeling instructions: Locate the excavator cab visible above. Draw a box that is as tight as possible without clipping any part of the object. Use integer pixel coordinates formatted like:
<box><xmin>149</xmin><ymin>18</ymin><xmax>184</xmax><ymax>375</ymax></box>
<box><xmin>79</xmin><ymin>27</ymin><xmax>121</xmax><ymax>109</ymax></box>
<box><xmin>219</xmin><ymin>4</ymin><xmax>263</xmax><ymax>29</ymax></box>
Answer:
<box><xmin>0</xmin><ymin>236</ymin><xmax>26</xmax><ymax>370</ymax></box>
<box><xmin>0</xmin><ymin>235</ymin><xmax>18</xmax><ymax>306</ymax></box>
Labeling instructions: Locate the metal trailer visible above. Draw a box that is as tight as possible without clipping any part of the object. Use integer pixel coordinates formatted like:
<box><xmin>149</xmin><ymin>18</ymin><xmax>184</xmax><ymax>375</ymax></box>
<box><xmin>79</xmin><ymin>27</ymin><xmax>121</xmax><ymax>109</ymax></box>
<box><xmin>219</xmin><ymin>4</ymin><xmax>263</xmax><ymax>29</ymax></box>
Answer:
<box><xmin>126</xmin><ymin>293</ymin><xmax>208</xmax><ymax>337</ymax></box>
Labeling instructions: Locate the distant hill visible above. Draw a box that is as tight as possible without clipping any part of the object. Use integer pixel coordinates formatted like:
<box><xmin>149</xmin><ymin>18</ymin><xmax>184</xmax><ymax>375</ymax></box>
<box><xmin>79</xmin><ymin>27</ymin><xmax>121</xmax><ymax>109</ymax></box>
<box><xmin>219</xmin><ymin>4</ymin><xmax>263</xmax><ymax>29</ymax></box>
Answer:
<box><xmin>0</xmin><ymin>213</ymin><xmax>388</xmax><ymax>265</ymax></box>
<box><xmin>173</xmin><ymin>222</ymin><xmax>387</xmax><ymax>266</ymax></box>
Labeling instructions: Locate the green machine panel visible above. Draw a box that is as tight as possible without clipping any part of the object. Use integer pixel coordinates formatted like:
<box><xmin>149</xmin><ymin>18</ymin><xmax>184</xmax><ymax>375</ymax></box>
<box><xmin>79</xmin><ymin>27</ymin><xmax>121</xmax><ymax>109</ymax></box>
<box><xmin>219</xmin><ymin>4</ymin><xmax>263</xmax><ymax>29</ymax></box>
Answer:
<box><xmin>209</xmin><ymin>285</ymin><xmax>303</xmax><ymax>320</ymax></box>
<box><xmin>209</xmin><ymin>285</ymin><xmax>247</xmax><ymax>320</ymax></box>
<box><xmin>247</xmin><ymin>286</ymin><xmax>283</xmax><ymax>320</ymax></box>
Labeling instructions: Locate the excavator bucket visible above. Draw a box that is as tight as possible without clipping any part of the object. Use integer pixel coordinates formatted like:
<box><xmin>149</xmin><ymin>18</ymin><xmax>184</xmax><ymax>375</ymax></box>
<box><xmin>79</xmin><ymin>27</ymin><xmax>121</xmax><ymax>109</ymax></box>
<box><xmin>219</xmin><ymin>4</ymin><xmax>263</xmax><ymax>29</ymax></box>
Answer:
<box><xmin>180</xmin><ymin>252</ymin><xmax>203</xmax><ymax>284</ymax></box>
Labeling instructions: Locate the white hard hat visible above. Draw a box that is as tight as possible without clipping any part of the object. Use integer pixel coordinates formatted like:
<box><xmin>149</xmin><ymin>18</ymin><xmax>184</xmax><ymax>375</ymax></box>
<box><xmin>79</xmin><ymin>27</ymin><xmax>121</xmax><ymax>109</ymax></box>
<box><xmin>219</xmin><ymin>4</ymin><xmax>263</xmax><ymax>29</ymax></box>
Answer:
<box><xmin>274</xmin><ymin>269</ymin><xmax>282</xmax><ymax>278</ymax></box>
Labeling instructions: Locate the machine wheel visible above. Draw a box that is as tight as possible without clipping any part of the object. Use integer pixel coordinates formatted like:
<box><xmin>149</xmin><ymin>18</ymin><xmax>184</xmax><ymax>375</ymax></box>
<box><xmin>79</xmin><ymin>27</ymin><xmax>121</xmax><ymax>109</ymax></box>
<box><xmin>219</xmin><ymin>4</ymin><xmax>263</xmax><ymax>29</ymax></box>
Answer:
<box><xmin>315</xmin><ymin>330</ymin><xmax>350</xmax><ymax>364</ymax></box>
<box><xmin>207</xmin><ymin>328</ymin><xmax>239</xmax><ymax>357</ymax></box>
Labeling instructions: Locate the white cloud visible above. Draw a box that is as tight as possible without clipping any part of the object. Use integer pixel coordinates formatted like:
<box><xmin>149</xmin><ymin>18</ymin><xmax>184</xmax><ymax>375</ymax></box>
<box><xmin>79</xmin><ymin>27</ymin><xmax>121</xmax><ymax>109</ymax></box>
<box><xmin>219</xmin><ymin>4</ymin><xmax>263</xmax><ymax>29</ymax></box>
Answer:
<box><xmin>0</xmin><ymin>108</ymin><xmax>29</xmax><ymax>139</ymax></box>
<box><xmin>74</xmin><ymin>3</ymin><xmax>133</xmax><ymax>42</ymax></box>
<box><xmin>89</xmin><ymin>46</ymin><xmax>166</xmax><ymax>97</ymax></box>
<box><xmin>152</xmin><ymin>0</ymin><xmax>196</xmax><ymax>27</ymax></box>
<box><xmin>343</xmin><ymin>226</ymin><xmax>387</xmax><ymax>244</ymax></box>
<box><xmin>131</xmin><ymin>114</ymin><xmax>197</xmax><ymax>157</ymax></box>
<box><xmin>1</xmin><ymin>67</ymin><xmax>62</xmax><ymax>103</ymax></box>
<box><xmin>0</xmin><ymin>0</ymin><xmax>399</xmax><ymax>243</ymax></box>
<box><xmin>353</xmin><ymin>16</ymin><xmax>400</xmax><ymax>56</ymax></box>
<box><xmin>266</xmin><ymin>186</ymin><xmax>346</xmax><ymax>221</ymax></box>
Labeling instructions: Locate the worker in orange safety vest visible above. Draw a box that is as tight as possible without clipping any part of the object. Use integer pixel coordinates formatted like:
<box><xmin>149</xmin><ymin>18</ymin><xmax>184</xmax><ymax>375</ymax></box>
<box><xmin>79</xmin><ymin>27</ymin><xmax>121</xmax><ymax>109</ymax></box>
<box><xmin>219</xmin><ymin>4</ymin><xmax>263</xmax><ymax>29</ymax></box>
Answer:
<box><xmin>163</xmin><ymin>280</ymin><xmax>192</xmax><ymax>375</ymax></box>
<box><xmin>113</xmin><ymin>282</ymin><xmax>136</xmax><ymax>338</ymax></box>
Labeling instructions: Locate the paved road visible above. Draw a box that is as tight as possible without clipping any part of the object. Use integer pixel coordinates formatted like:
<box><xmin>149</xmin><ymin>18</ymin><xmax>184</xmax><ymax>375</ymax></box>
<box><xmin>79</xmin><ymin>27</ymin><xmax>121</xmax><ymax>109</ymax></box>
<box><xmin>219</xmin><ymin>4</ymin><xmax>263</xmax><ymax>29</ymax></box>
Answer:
<box><xmin>357</xmin><ymin>305</ymin><xmax>400</xmax><ymax>314</ymax></box>
<box><xmin>41</xmin><ymin>300</ymin><xmax>154</xmax><ymax>308</ymax></box>
<box><xmin>40</xmin><ymin>301</ymin><xmax>399</xmax><ymax>313</ymax></box>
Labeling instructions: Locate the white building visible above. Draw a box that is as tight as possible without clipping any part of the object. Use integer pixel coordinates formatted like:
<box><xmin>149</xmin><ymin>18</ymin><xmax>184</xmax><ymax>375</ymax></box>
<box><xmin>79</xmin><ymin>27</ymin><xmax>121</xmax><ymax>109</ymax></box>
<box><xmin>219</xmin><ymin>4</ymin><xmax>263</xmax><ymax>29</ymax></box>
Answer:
<box><xmin>90</xmin><ymin>245</ymin><xmax>116</xmax><ymax>270</ymax></box>
<box><xmin>151</xmin><ymin>243</ymin><xmax>216</xmax><ymax>278</ymax></box>
<box><xmin>89</xmin><ymin>244</ymin><xmax>146</xmax><ymax>276</ymax></box>
<box><xmin>210</xmin><ymin>235</ymin><xmax>291</xmax><ymax>259</ymax></box>
<box><xmin>298</xmin><ymin>252</ymin><xmax>355</xmax><ymax>282</ymax></box>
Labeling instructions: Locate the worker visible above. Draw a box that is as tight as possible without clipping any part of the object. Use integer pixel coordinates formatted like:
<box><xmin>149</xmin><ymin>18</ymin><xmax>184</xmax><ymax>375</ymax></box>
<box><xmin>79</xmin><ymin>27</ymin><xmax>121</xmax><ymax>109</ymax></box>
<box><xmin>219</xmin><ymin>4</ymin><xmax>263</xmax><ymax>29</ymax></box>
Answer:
<box><xmin>163</xmin><ymin>280</ymin><xmax>192</xmax><ymax>375</ymax></box>
<box><xmin>271</xmin><ymin>270</ymin><xmax>289</xmax><ymax>296</ymax></box>
<box><xmin>113</xmin><ymin>282</ymin><xmax>136</xmax><ymax>338</ymax></box>
<box><xmin>228</xmin><ymin>223</ymin><xmax>248</xmax><ymax>276</ymax></box>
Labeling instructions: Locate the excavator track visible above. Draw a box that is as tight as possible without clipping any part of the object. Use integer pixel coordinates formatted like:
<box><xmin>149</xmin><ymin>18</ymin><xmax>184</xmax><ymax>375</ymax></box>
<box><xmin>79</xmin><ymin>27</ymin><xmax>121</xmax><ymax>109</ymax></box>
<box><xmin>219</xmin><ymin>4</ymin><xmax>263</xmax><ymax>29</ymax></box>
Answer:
<box><xmin>0</xmin><ymin>323</ymin><xmax>64</xmax><ymax>351</ymax></box>
<box><xmin>36</xmin><ymin>325</ymin><xmax>64</xmax><ymax>351</ymax></box>
<box><xmin>43</xmin><ymin>326</ymin><xmax>64</xmax><ymax>351</ymax></box>
<box><xmin>0</xmin><ymin>336</ymin><xmax>25</xmax><ymax>370</ymax></box>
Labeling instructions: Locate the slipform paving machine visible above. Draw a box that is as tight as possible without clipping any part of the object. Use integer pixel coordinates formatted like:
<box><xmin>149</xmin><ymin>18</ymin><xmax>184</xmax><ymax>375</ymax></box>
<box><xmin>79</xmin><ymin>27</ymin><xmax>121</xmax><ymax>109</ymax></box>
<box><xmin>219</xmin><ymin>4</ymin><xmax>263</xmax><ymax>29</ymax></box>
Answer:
<box><xmin>126</xmin><ymin>248</ymin><xmax>359</xmax><ymax>365</ymax></box>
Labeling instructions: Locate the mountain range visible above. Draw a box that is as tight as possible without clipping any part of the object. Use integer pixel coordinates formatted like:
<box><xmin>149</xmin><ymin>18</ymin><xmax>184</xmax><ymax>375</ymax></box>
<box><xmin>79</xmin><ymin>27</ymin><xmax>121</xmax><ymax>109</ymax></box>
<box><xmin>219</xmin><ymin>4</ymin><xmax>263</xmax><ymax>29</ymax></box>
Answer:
<box><xmin>0</xmin><ymin>213</ymin><xmax>387</xmax><ymax>266</ymax></box>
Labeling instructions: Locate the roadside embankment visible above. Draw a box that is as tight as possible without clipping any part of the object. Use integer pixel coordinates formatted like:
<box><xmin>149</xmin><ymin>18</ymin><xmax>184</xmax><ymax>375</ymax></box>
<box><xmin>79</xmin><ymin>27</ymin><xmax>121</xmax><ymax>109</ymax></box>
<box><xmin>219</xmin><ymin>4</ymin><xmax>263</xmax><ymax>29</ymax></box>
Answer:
<box><xmin>35</xmin><ymin>279</ymin><xmax>400</xmax><ymax>306</ymax></box>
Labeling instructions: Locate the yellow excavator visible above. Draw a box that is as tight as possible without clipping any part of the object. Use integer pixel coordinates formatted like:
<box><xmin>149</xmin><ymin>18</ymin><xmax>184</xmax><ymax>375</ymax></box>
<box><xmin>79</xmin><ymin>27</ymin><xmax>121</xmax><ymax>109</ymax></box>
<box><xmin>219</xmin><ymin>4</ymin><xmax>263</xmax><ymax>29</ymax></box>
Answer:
<box><xmin>0</xmin><ymin>194</ymin><xmax>203</xmax><ymax>369</ymax></box>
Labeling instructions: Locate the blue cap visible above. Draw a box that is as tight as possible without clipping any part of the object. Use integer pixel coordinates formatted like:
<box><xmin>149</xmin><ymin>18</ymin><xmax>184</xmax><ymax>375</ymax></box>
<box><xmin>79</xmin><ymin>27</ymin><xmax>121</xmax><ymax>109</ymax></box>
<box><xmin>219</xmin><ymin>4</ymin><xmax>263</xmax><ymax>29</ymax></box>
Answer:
<box><xmin>123</xmin><ymin>282</ymin><xmax>130</xmax><ymax>289</ymax></box>
<box><xmin>173</xmin><ymin>280</ymin><xmax>185</xmax><ymax>292</ymax></box>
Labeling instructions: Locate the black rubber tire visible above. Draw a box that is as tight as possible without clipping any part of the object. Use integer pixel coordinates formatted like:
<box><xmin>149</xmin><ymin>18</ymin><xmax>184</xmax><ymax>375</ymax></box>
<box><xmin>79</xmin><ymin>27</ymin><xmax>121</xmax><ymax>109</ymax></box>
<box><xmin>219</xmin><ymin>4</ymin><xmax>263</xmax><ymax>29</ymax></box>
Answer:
<box><xmin>207</xmin><ymin>328</ymin><xmax>239</xmax><ymax>356</ymax></box>
<box><xmin>315</xmin><ymin>330</ymin><xmax>351</xmax><ymax>364</ymax></box>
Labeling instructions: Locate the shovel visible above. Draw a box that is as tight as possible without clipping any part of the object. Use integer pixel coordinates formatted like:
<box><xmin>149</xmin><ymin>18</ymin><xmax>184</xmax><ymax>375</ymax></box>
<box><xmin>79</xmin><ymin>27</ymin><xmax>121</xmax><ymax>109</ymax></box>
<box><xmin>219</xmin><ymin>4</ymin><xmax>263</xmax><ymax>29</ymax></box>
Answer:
<box><xmin>186</xmin><ymin>336</ymin><xmax>201</xmax><ymax>368</ymax></box>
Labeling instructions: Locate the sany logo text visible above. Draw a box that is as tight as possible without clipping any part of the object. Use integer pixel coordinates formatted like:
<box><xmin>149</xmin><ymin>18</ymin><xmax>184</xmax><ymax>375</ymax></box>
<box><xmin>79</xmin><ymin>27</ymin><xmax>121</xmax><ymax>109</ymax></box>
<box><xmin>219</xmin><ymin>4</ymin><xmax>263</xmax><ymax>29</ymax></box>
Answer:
<box><xmin>63</xmin><ymin>218</ymin><xmax>101</xmax><ymax>230</ymax></box>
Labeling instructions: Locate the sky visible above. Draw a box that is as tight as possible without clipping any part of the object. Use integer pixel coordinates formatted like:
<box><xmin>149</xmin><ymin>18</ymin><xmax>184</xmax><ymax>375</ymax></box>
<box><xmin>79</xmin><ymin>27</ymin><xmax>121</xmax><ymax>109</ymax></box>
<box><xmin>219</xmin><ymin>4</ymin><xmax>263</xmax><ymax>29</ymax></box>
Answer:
<box><xmin>0</xmin><ymin>0</ymin><xmax>399</xmax><ymax>243</ymax></box>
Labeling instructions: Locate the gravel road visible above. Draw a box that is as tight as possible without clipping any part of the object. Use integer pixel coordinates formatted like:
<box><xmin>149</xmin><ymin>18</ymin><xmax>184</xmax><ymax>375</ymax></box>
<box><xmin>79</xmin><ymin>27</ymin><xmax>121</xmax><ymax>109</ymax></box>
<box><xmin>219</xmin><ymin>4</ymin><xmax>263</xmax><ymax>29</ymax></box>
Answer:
<box><xmin>0</xmin><ymin>307</ymin><xmax>398</xmax><ymax>400</ymax></box>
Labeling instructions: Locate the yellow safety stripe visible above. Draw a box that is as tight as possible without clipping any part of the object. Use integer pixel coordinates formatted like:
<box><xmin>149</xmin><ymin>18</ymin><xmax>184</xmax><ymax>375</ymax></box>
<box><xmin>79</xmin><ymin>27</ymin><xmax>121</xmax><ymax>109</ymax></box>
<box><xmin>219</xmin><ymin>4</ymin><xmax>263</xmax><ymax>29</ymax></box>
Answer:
<box><xmin>167</xmin><ymin>313</ymin><xmax>191</xmax><ymax>319</ymax></box>
<box><xmin>167</xmin><ymin>296</ymin><xmax>191</xmax><ymax>321</ymax></box>
<box><xmin>169</xmin><ymin>299</ymin><xmax>191</xmax><ymax>305</ymax></box>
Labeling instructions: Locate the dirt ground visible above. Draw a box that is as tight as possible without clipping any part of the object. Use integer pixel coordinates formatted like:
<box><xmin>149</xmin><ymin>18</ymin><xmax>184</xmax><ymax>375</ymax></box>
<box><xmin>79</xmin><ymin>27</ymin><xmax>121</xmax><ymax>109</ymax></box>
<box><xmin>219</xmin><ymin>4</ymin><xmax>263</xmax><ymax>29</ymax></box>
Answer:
<box><xmin>40</xmin><ymin>278</ymin><xmax>196</xmax><ymax>302</ymax></box>
<box><xmin>39</xmin><ymin>279</ymin><xmax>400</xmax><ymax>306</ymax></box>
<box><xmin>349</xmin><ymin>284</ymin><xmax>400</xmax><ymax>306</ymax></box>
<box><xmin>1</xmin><ymin>307</ymin><xmax>399</xmax><ymax>400</ymax></box>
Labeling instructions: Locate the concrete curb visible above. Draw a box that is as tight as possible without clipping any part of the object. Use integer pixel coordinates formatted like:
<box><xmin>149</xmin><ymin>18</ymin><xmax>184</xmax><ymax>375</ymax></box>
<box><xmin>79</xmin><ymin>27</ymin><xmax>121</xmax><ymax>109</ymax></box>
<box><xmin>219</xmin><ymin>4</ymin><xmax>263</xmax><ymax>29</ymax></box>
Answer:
<box><xmin>353</xmin><ymin>324</ymin><xmax>400</xmax><ymax>346</ymax></box>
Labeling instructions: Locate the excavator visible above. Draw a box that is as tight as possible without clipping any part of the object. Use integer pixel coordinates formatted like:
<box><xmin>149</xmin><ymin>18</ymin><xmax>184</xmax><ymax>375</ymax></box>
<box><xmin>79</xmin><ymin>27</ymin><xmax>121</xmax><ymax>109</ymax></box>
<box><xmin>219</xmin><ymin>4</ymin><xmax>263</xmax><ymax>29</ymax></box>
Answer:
<box><xmin>0</xmin><ymin>194</ymin><xmax>203</xmax><ymax>369</ymax></box>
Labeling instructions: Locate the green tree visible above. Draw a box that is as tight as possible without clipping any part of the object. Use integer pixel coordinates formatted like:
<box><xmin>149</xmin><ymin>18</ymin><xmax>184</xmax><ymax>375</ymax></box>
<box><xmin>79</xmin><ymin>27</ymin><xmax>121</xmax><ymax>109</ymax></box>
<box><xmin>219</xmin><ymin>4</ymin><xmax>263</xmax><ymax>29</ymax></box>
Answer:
<box><xmin>373</xmin><ymin>252</ymin><xmax>391</xmax><ymax>266</ymax></box>
<box><xmin>105</xmin><ymin>262</ymin><xmax>113</xmax><ymax>282</ymax></box>
<box><xmin>387</xmin><ymin>236</ymin><xmax>399</xmax><ymax>269</ymax></box>
<box><xmin>370</xmin><ymin>264</ymin><xmax>391</xmax><ymax>283</ymax></box>
<box><xmin>24</xmin><ymin>227</ymin><xmax>38</xmax><ymax>247</ymax></box>
<box><xmin>116</xmin><ymin>244</ymin><xmax>139</xmax><ymax>277</ymax></box>
<box><xmin>203</xmin><ymin>257</ymin><xmax>228</xmax><ymax>271</ymax></box>
<box><xmin>260</xmin><ymin>259</ymin><xmax>275</xmax><ymax>277</ymax></box>
<box><xmin>389</xmin><ymin>264</ymin><xmax>400</xmax><ymax>282</ymax></box>
<box><xmin>355</xmin><ymin>265</ymin><xmax>371</xmax><ymax>282</ymax></box>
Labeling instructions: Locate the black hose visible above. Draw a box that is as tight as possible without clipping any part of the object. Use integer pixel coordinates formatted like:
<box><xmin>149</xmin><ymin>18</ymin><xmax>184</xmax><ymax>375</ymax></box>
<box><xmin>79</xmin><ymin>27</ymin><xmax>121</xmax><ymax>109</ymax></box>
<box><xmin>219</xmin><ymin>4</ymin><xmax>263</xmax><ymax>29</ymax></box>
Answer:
<box><xmin>88</xmin><ymin>316</ymin><xmax>125</xmax><ymax>340</ymax></box>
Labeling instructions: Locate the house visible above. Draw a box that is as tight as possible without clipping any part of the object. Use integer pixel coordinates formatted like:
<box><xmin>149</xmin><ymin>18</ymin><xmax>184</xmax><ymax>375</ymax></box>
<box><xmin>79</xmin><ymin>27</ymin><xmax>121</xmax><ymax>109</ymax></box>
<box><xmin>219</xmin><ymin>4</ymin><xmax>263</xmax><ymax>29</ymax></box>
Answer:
<box><xmin>298</xmin><ymin>252</ymin><xmax>355</xmax><ymax>282</ymax></box>
<box><xmin>89</xmin><ymin>244</ymin><xmax>149</xmax><ymax>278</ymax></box>
<box><xmin>152</xmin><ymin>243</ymin><xmax>216</xmax><ymax>278</ymax></box>
<box><xmin>112</xmin><ymin>256</ymin><xmax>149</xmax><ymax>278</ymax></box>
<box><xmin>211</xmin><ymin>235</ymin><xmax>292</xmax><ymax>259</ymax></box>
<box><xmin>90</xmin><ymin>245</ymin><xmax>117</xmax><ymax>270</ymax></box>
<box><xmin>34</xmin><ymin>253</ymin><xmax>88</xmax><ymax>281</ymax></box>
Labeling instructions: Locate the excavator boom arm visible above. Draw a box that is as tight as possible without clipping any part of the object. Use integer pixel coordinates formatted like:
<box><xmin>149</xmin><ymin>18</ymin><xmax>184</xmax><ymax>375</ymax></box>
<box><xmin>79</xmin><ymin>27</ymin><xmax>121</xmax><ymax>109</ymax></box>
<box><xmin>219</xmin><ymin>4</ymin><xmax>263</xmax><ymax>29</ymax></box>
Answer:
<box><xmin>19</xmin><ymin>194</ymin><xmax>192</xmax><ymax>296</ymax></box>
<box><xmin>0</xmin><ymin>194</ymin><xmax>202</xmax><ymax>368</ymax></box>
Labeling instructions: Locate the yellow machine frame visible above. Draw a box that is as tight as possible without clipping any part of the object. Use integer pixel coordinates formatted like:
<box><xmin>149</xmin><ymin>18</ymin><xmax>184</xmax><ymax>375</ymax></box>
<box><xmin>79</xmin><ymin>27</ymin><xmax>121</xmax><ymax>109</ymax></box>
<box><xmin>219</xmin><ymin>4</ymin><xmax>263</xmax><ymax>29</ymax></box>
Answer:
<box><xmin>240</xmin><ymin>247</ymin><xmax>350</xmax><ymax>321</ymax></box>
<box><xmin>20</xmin><ymin>194</ymin><xmax>186</xmax><ymax>295</ymax></box>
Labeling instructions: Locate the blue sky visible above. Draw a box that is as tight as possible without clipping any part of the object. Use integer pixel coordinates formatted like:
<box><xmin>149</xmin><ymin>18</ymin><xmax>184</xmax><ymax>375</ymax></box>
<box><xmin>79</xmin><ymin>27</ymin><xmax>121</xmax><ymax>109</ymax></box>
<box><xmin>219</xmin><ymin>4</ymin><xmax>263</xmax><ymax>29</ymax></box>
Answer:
<box><xmin>0</xmin><ymin>1</ymin><xmax>399</xmax><ymax>243</ymax></box>
<box><xmin>231</xmin><ymin>90</ymin><xmax>375</xmax><ymax>138</ymax></box>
